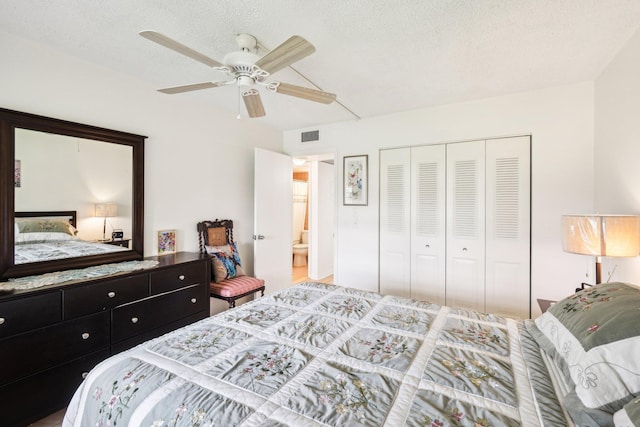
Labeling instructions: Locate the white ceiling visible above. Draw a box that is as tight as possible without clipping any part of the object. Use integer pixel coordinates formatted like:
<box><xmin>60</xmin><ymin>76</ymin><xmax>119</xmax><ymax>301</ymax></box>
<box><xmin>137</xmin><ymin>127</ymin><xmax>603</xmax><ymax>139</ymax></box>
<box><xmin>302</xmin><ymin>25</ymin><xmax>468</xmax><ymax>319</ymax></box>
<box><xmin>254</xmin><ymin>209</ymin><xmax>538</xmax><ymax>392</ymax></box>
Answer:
<box><xmin>2</xmin><ymin>0</ymin><xmax>640</xmax><ymax>131</ymax></box>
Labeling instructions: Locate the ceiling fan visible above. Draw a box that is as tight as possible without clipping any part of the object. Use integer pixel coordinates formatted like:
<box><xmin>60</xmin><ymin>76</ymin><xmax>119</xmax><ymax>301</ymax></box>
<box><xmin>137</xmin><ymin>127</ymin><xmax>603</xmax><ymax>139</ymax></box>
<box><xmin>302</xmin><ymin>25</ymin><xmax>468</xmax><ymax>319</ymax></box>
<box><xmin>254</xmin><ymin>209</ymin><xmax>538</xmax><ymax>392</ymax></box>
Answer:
<box><xmin>140</xmin><ymin>31</ymin><xmax>337</xmax><ymax>118</ymax></box>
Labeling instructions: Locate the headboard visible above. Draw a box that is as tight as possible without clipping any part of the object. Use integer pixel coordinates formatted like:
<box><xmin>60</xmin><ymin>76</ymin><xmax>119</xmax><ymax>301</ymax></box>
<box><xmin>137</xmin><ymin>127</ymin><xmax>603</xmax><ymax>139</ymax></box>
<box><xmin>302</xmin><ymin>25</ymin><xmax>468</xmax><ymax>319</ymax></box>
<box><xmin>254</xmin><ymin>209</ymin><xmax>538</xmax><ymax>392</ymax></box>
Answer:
<box><xmin>15</xmin><ymin>211</ymin><xmax>77</xmax><ymax>228</ymax></box>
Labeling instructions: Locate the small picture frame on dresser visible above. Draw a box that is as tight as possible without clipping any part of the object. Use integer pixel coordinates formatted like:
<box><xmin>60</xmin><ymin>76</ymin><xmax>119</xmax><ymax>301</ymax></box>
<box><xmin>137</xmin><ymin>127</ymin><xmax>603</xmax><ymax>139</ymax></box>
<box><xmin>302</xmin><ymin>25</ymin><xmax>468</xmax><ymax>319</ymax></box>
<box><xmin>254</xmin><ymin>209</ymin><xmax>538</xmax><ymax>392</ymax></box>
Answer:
<box><xmin>157</xmin><ymin>229</ymin><xmax>176</xmax><ymax>254</ymax></box>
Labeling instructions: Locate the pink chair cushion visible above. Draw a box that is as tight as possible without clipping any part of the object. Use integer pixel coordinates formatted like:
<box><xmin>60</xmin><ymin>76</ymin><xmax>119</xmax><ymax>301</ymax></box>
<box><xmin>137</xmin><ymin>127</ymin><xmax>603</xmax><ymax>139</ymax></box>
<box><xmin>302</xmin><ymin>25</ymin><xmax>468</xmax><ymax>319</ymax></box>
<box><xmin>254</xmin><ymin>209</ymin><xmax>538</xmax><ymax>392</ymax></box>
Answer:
<box><xmin>210</xmin><ymin>275</ymin><xmax>265</xmax><ymax>298</ymax></box>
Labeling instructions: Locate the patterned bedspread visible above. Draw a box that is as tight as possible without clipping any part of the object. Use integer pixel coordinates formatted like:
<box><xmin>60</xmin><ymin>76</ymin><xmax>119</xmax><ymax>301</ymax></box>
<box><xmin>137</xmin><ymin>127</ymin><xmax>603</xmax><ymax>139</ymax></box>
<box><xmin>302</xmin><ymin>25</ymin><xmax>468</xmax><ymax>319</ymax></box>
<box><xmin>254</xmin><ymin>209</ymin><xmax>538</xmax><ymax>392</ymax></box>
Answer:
<box><xmin>64</xmin><ymin>283</ymin><xmax>569</xmax><ymax>427</ymax></box>
<box><xmin>14</xmin><ymin>239</ymin><xmax>127</xmax><ymax>264</ymax></box>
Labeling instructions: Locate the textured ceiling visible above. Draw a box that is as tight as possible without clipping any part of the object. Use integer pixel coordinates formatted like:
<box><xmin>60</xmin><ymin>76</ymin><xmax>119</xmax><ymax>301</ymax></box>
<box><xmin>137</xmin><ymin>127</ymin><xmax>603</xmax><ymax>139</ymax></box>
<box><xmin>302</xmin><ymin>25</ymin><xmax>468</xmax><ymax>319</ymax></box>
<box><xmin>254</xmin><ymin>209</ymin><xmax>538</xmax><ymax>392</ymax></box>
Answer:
<box><xmin>1</xmin><ymin>0</ymin><xmax>640</xmax><ymax>131</ymax></box>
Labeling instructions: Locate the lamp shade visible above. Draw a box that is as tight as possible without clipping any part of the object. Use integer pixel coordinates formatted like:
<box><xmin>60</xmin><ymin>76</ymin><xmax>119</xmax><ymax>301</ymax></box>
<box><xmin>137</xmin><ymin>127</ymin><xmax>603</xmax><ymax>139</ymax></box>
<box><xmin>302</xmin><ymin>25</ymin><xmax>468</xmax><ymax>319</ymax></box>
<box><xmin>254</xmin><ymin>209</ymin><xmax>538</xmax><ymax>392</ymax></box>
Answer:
<box><xmin>561</xmin><ymin>215</ymin><xmax>640</xmax><ymax>257</ymax></box>
<box><xmin>95</xmin><ymin>203</ymin><xmax>118</xmax><ymax>218</ymax></box>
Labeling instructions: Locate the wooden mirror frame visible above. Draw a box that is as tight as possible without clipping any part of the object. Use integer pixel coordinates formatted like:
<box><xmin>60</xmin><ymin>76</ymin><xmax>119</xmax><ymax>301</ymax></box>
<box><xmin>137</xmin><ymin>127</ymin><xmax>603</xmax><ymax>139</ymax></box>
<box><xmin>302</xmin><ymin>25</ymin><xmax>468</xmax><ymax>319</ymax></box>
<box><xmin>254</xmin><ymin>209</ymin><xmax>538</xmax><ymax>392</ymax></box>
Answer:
<box><xmin>0</xmin><ymin>108</ymin><xmax>145</xmax><ymax>280</ymax></box>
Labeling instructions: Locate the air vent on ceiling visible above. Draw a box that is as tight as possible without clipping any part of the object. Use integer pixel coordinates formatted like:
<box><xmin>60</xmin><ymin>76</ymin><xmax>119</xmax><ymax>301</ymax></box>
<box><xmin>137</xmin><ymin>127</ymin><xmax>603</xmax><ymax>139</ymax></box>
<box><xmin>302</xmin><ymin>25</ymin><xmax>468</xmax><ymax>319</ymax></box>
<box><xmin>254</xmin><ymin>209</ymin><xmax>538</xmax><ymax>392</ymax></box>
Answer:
<box><xmin>301</xmin><ymin>130</ymin><xmax>319</xmax><ymax>142</ymax></box>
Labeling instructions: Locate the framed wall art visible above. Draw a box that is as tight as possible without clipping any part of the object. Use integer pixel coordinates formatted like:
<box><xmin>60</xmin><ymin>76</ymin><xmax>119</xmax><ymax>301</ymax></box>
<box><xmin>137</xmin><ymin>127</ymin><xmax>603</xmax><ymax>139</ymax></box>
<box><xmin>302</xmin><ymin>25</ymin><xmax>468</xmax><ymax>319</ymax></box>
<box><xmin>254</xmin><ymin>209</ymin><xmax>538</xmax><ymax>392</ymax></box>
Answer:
<box><xmin>157</xmin><ymin>229</ymin><xmax>176</xmax><ymax>254</ymax></box>
<box><xmin>343</xmin><ymin>154</ymin><xmax>368</xmax><ymax>206</ymax></box>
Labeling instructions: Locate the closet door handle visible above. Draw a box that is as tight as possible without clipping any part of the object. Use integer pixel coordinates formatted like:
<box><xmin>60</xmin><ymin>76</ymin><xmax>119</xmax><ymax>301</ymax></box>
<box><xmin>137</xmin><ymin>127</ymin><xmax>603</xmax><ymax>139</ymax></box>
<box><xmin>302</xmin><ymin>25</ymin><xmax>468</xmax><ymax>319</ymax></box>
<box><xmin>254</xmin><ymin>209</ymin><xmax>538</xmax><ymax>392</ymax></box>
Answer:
<box><xmin>81</xmin><ymin>332</ymin><xmax>90</xmax><ymax>340</ymax></box>
<box><xmin>190</xmin><ymin>298</ymin><xmax>197</xmax><ymax>304</ymax></box>
<box><xmin>107</xmin><ymin>291</ymin><xmax>116</xmax><ymax>298</ymax></box>
<box><xmin>179</xmin><ymin>275</ymin><xmax>185</xmax><ymax>281</ymax></box>
<box><xmin>0</xmin><ymin>318</ymin><xmax>5</xmax><ymax>325</ymax></box>
<box><xmin>131</xmin><ymin>317</ymin><xmax>139</xmax><ymax>324</ymax></box>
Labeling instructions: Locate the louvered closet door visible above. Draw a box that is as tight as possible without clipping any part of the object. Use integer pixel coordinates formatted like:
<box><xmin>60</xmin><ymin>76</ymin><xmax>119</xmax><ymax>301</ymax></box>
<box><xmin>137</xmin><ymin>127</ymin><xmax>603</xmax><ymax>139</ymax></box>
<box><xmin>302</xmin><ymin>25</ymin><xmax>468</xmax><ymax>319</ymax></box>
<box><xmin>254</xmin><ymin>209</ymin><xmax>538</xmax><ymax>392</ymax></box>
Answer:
<box><xmin>410</xmin><ymin>145</ymin><xmax>446</xmax><ymax>304</ymax></box>
<box><xmin>485</xmin><ymin>136</ymin><xmax>531</xmax><ymax>318</ymax></box>
<box><xmin>379</xmin><ymin>148</ymin><xmax>411</xmax><ymax>297</ymax></box>
<box><xmin>446</xmin><ymin>140</ymin><xmax>486</xmax><ymax>312</ymax></box>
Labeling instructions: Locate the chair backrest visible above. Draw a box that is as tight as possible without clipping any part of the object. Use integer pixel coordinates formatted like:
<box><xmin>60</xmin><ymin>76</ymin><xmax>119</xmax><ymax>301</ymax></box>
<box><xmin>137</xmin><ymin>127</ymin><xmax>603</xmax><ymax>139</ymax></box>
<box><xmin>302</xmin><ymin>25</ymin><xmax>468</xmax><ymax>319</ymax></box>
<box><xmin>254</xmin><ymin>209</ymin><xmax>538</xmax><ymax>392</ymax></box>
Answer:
<box><xmin>197</xmin><ymin>219</ymin><xmax>234</xmax><ymax>253</ymax></box>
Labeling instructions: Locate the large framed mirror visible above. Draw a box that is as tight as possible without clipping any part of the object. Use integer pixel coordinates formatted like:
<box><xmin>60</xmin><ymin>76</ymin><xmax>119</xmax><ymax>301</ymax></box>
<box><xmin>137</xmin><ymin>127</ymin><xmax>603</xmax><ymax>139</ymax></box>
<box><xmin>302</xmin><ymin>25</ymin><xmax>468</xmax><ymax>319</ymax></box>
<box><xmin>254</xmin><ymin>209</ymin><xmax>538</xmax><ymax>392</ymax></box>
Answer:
<box><xmin>0</xmin><ymin>108</ymin><xmax>145</xmax><ymax>280</ymax></box>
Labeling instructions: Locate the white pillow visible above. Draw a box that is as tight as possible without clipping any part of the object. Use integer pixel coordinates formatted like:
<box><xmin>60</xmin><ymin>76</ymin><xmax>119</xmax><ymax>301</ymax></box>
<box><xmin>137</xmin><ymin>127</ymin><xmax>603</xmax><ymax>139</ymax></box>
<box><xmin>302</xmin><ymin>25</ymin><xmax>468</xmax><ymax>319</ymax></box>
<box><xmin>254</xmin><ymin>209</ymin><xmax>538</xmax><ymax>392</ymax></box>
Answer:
<box><xmin>15</xmin><ymin>232</ymin><xmax>76</xmax><ymax>244</ymax></box>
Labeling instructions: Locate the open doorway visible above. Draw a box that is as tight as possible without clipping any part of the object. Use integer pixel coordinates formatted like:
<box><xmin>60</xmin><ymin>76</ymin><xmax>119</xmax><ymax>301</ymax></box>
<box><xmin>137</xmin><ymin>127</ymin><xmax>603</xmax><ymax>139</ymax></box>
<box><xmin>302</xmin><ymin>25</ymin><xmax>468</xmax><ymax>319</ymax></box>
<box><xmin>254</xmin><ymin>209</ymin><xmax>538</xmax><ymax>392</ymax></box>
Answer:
<box><xmin>291</xmin><ymin>156</ymin><xmax>335</xmax><ymax>284</ymax></box>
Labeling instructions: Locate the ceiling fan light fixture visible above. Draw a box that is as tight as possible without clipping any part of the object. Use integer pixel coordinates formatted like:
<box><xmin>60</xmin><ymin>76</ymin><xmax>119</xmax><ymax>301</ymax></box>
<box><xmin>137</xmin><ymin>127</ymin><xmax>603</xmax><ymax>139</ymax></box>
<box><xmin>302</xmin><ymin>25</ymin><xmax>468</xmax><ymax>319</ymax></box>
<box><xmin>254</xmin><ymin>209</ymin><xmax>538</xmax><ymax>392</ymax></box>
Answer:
<box><xmin>237</xmin><ymin>75</ymin><xmax>254</xmax><ymax>87</ymax></box>
<box><xmin>142</xmin><ymin>31</ymin><xmax>337</xmax><ymax>117</ymax></box>
<box><xmin>222</xmin><ymin>50</ymin><xmax>260</xmax><ymax>68</ymax></box>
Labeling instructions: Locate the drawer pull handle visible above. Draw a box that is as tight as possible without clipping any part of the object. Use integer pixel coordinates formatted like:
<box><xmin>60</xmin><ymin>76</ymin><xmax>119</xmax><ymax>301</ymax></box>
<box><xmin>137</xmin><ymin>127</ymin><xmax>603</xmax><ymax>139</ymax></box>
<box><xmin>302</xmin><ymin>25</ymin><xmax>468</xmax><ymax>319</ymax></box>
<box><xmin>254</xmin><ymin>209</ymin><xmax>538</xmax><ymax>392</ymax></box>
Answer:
<box><xmin>179</xmin><ymin>275</ymin><xmax>185</xmax><ymax>281</ymax></box>
<box><xmin>131</xmin><ymin>317</ymin><xmax>139</xmax><ymax>324</ymax></box>
<box><xmin>82</xmin><ymin>372</ymin><xmax>89</xmax><ymax>379</ymax></box>
<box><xmin>81</xmin><ymin>332</ymin><xmax>90</xmax><ymax>340</ymax></box>
<box><xmin>191</xmin><ymin>298</ymin><xmax>197</xmax><ymax>303</ymax></box>
<box><xmin>107</xmin><ymin>291</ymin><xmax>116</xmax><ymax>298</ymax></box>
<box><xmin>0</xmin><ymin>318</ymin><xmax>4</xmax><ymax>325</ymax></box>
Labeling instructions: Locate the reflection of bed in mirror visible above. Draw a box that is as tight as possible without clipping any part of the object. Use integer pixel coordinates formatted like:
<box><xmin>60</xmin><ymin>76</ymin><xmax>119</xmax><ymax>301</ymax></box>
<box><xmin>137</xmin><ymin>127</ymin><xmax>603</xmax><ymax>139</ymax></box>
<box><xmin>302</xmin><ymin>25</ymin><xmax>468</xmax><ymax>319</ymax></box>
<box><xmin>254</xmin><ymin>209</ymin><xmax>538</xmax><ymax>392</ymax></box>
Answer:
<box><xmin>14</xmin><ymin>211</ymin><xmax>127</xmax><ymax>265</ymax></box>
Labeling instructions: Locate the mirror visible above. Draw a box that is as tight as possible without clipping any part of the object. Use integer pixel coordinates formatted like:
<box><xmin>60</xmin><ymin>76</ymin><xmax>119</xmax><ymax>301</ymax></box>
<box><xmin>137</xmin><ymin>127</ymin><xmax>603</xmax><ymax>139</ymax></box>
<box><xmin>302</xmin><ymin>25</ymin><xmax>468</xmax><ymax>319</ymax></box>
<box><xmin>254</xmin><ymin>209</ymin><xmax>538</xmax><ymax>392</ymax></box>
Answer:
<box><xmin>1</xmin><ymin>108</ymin><xmax>145</xmax><ymax>280</ymax></box>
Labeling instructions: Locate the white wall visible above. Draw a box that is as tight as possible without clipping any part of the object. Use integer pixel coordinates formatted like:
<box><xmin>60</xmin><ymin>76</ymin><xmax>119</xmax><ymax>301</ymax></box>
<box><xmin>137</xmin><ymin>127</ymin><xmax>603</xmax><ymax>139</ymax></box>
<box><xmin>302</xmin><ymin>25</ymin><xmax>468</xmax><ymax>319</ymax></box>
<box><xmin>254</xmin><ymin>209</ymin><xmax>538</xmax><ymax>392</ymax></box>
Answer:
<box><xmin>285</xmin><ymin>82</ymin><xmax>596</xmax><ymax>316</ymax></box>
<box><xmin>595</xmin><ymin>27</ymin><xmax>640</xmax><ymax>282</ymax></box>
<box><xmin>1</xmin><ymin>30</ymin><xmax>283</xmax><ymax>313</ymax></box>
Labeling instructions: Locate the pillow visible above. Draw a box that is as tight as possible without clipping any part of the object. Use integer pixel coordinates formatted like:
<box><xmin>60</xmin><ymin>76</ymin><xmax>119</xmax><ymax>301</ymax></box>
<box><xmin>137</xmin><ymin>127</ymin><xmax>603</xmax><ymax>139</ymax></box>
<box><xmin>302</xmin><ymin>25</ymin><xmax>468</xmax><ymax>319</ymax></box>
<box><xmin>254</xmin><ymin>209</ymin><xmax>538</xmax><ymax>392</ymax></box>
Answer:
<box><xmin>206</xmin><ymin>244</ymin><xmax>232</xmax><ymax>255</ymax></box>
<box><xmin>15</xmin><ymin>231</ymin><xmax>76</xmax><ymax>244</ymax></box>
<box><xmin>208</xmin><ymin>242</ymin><xmax>245</xmax><ymax>283</ymax></box>
<box><xmin>207</xmin><ymin>227</ymin><xmax>227</xmax><ymax>246</ymax></box>
<box><xmin>16</xmin><ymin>219</ymin><xmax>78</xmax><ymax>236</ymax></box>
<box><xmin>614</xmin><ymin>397</ymin><xmax>640</xmax><ymax>426</ymax></box>
<box><xmin>533</xmin><ymin>282</ymin><xmax>640</xmax><ymax>413</ymax></box>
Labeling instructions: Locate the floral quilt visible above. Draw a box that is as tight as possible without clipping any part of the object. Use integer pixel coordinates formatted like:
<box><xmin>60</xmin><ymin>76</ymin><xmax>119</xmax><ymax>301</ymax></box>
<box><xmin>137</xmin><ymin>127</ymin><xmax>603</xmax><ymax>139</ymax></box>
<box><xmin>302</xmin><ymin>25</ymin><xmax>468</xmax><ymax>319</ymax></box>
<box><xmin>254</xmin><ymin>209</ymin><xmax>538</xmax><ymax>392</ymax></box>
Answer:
<box><xmin>15</xmin><ymin>239</ymin><xmax>127</xmax><ymax>264</ymax></box>
<box><xmin>64</xmin><ymin>283</ymin><xmax>569</xmax><ymax>427</ymax></box>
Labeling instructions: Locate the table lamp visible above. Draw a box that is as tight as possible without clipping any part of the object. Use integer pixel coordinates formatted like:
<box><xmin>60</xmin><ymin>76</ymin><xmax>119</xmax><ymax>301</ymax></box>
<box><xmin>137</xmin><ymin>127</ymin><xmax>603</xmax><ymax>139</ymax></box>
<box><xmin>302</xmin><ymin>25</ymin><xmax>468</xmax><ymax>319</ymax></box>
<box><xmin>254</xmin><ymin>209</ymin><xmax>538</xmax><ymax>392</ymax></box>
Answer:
<box><xmin>95</xmin><ymin>203</ymin><xmax>118</xmax><ymax>241</ymax></box>
<box><xmin>561</xmin><ymin>214</ymin><xmax>640</xmax><ymax>287</ymax></box>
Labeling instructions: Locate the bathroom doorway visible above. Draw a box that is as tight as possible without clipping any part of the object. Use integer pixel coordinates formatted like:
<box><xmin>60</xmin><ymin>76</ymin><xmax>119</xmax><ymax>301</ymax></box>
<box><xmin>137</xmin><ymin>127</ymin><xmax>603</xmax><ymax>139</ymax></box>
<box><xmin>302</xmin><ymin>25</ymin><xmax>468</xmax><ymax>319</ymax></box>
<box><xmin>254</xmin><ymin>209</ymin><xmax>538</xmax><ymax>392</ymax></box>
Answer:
<box><xmin>291</xmin><ymin>156</ymin><xmax>335</xmax><ymax>284</ymax></box>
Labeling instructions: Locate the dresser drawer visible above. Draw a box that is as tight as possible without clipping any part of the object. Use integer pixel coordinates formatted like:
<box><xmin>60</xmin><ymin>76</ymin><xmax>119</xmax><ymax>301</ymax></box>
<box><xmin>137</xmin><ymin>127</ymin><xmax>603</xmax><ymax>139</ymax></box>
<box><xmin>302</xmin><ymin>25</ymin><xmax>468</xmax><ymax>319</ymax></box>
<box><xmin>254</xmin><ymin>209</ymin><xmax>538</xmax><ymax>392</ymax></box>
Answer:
<box><xmin>0</xmin><ymin>291</ymin><xmax>61</xmax><ymax>338</ymax></box>
<box><xmin>150</xmin><ymin>260</ymin><xmax>208</xmax><ymax>294</ymax></box>
<box><xmin>0</xmin><ymin>311</ymin><xmax>109</xmax><ymax>385</ymax></box>
<box><xmin>64</xmin><ymin>274</ymin><xmax>149</xmax><ymax>319</ymax></box>
<box><xmin>112</xmin><ymin>283</ymin><xmax>208</xmax><ymax>343</ymax></box>
<box><xmin>0</xmin><ymin>348</ymin><xmax>109</xmax><ymax>427</ymax></box>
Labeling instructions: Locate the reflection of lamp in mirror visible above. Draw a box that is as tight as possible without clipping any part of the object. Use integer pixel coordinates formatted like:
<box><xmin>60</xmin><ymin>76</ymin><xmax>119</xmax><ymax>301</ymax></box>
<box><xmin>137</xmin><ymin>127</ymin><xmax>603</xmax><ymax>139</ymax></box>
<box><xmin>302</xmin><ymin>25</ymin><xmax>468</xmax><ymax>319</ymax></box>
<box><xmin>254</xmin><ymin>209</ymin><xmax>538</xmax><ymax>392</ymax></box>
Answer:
<box><xmin>95</xmin><ymin>203</ymin><xmax>118</xmax><ymax>241</ymax></box>
<box><xmin>561</xmin><ymin>214</ymin><xmax>640</xmax><ymax>288</ymax></box>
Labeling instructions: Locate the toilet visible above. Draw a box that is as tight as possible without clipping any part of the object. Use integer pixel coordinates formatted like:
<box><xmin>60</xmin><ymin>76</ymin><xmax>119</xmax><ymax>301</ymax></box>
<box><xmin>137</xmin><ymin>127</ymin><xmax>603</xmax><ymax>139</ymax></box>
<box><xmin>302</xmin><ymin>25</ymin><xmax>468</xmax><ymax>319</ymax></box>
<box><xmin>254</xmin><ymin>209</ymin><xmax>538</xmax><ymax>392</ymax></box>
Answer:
<box><xmin>292</xmin><ymin>230</ymin><xmax>309</xmax><ymax>267</ymax></box>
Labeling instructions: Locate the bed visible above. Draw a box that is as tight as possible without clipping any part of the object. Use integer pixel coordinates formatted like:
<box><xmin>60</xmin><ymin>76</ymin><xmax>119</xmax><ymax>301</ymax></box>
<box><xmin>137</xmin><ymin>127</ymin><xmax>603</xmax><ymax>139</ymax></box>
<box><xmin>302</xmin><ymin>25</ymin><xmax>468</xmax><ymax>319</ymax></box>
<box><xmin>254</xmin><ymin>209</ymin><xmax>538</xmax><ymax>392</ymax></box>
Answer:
<box><xmin>14</xmin><ymin>211</ymin><xmax>128</xmax><ymax>264</ymax></box>
<box><xmin>63</xmin><ymin>281</ymin><xmax>640</xmax><ymax>426</ymax></box>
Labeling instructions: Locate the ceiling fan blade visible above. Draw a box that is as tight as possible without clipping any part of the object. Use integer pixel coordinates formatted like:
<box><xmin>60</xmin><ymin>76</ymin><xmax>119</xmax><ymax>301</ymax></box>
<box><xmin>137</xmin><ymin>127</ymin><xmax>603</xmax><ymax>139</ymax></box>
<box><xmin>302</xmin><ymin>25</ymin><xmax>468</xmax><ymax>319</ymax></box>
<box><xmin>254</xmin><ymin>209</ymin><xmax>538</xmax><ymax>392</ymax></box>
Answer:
<box><xmin>158</xmin><ymin>81</ymin><xmax>229</xmax><ymax>94</ymax></box>
<box><xmin>242</xmin><ymin>89</ymin><xmax>266</xmax><ymax>118</ymax></box>
<box><xmin>140</xmin><ymin>30</ymin><xmax>223</xmax><ymax>68</ymax></box>
<box><xmin>275</xmin><ymin>82</ymin><xmax>336</xmax><ymax>104</ymax></box>
<box><xmin>255</xmin><ymin>35</ymin><xmax>315</xmax><ymax>75</ymax></box>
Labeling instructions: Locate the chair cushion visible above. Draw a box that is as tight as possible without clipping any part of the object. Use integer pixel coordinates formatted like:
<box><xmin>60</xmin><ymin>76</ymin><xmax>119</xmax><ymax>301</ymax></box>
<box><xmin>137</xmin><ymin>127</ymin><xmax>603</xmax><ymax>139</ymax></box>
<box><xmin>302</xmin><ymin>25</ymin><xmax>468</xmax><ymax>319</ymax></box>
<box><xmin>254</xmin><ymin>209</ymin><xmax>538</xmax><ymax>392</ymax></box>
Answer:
<box><xmin>210</xmin><ymin>276</ymin><xmax>265</xmax><ymax>298</ymax></box>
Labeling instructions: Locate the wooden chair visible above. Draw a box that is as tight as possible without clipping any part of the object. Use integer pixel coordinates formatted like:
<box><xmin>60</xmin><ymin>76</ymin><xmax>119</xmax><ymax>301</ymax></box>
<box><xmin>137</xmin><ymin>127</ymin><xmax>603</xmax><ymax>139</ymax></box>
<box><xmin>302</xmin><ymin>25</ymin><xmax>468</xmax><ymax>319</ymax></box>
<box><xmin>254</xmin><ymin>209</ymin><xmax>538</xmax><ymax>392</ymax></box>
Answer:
<box><xmin>197</xmin><ymin>219</ymin><xmax>265</xmax><ymax>308</ymax></box>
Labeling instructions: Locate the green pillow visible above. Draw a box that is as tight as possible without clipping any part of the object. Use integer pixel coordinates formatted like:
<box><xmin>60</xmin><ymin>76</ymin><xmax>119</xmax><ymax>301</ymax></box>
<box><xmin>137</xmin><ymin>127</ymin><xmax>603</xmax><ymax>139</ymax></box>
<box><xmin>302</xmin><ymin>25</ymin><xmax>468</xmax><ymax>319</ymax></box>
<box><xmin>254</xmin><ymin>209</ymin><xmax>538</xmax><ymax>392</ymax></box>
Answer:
<box><xmin>534</xmin><ymin>282</ymin><xmax>640</xmax><ymax>413</ymax></box>
<box><xmin>16</xmin><ymin>219</ymin><xmax>77</xmax><ymax>235</ymax></box>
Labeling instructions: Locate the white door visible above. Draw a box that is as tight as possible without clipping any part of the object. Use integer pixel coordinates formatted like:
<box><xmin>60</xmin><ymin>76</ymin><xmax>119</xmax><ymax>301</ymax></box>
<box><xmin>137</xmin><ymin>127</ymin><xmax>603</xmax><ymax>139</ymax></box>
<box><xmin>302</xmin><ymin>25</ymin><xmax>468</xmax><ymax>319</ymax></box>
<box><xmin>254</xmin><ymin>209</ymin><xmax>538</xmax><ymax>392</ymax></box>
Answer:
<box><xmin>379</xmin><ymin>148</ymin><xmax>411</xmax><ymax>297</ymax></box>
<box><xmin>485</xmin><ymin>136</ymin><xmax>531</xmax><ymax>318</ymax></box>
<box><xmin>446</xmin><ymin>140</ymin><xmax>486</xmax><ymax>312</ymax></box>
<box><xmin>411</xmin><ymin>145</ymin><xmax>446</xmax><ymax>304</ymax></box>
<box><xmin>309</xmin><ymin>160</ymin><xmax>335</xmax><ymax>280</ymax></box>
<box><xmin>254</xmin><ymin>148</ymin><xmax>292</xmax><ymax>294</ymax></box>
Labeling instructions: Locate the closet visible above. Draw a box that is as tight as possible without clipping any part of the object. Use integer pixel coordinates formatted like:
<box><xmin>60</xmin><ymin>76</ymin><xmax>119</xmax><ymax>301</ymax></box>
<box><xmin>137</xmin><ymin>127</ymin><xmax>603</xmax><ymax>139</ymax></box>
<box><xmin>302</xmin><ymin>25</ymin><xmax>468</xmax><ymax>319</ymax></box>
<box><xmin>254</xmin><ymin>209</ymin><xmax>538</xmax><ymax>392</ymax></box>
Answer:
<box><xmin>379</xmin><ymin>136</ymin><xmax>530</xmax><ymax>318</ymax></box>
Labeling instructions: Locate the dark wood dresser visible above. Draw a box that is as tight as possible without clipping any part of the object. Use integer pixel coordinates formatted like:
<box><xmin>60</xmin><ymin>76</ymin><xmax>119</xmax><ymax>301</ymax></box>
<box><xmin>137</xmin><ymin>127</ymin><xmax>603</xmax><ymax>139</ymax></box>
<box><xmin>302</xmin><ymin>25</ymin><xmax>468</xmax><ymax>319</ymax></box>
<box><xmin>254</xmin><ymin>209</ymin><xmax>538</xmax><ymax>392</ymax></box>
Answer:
<box><xmin>0</xmin><ymin>252</ymin><xmax>210</xmax><ymax>427</ymax></box>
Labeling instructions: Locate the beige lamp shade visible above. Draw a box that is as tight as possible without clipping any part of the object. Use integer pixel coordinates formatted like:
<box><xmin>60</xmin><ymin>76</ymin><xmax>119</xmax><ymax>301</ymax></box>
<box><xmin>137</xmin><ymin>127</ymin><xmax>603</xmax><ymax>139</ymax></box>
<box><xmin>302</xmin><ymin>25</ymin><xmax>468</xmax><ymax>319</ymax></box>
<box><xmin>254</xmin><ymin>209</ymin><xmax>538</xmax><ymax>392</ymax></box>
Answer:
<box><xmin>561</xmin><ymin>215</ymin><xmax>640</xmax><ymax>257</ymax></box>
<box><xmin>95</xmin><ymin>203</ymin><xmax>118</xmax><ymax>218</ymax></box>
